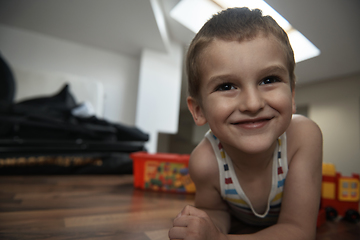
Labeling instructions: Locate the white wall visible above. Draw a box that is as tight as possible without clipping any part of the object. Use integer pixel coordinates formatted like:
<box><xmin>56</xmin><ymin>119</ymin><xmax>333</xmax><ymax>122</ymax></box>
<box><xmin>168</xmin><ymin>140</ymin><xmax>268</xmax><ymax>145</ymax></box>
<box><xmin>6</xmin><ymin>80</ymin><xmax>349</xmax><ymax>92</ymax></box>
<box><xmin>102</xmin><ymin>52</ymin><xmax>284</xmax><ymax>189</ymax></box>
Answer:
<box><xmin>0</xmin><ymin>24</ymin><xmax>140</xmax><ymax>125</ymax></box>
<box><xmin>295</xmin><ymin>73</ymin><xmax>360</xmax><ymax>176</ymax></box>
<box><xmin>136</xmin><ymin>42</ymin><xmax>183</xmax><ymax>153</ymax></box>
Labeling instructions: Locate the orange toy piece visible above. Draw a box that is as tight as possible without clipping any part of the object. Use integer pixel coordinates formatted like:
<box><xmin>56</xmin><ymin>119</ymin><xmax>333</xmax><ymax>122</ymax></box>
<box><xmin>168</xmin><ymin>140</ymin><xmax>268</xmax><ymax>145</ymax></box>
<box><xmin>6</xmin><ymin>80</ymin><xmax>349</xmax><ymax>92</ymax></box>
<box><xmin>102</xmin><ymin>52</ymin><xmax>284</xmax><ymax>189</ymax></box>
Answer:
<box><xmin>131</xmin><ymin>152</ymin><xmax>196</xmax><ymax>194</ymax></box>
<box><xmin>320</xmin><ymin>163</ymin><xmax>360</xmax><ymax>222</ymax></box>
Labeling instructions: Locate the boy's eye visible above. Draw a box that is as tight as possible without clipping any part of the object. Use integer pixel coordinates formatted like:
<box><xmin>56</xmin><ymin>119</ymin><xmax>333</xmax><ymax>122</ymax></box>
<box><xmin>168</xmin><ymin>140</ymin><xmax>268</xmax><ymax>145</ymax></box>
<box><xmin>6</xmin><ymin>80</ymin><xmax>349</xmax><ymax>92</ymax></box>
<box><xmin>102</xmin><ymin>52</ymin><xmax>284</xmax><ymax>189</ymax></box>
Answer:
<box><xmin>260</xmin><ymin>76</ymin><xmax>280</xmax><ymax>85</ymax></box>
<box><xmin>216</xmin><ymin>83</ymin><xmax>236</xmax><ymax>91</ymax></box>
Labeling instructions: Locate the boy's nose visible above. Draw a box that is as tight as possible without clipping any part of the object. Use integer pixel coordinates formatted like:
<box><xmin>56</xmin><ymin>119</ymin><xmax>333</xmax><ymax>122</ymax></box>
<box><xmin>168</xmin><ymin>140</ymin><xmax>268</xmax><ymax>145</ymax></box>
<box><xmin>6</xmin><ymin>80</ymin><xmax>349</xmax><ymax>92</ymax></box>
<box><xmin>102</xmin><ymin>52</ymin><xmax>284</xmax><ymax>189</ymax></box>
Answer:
<box><xmin>237</xmin><ymin>87</ymin><xmax>265</xmax><ymax>113</ymax></box>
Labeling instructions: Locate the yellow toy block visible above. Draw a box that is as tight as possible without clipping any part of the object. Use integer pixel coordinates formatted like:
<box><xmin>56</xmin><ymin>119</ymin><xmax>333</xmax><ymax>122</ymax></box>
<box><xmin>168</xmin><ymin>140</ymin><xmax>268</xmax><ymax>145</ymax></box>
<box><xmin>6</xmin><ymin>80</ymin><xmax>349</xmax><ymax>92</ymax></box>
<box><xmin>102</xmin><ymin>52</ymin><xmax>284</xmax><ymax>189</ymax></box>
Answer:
<box><xmin>322</xmin><ymin>163</ymin><xmax>336</xmax><ymax>176</ymax></box>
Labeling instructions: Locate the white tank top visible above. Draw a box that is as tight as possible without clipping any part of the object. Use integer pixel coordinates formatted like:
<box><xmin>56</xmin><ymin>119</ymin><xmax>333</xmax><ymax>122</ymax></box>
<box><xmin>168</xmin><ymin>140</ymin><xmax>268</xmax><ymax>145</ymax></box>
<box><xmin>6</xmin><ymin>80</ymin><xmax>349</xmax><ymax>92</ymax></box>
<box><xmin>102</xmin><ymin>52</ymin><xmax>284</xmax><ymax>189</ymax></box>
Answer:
<box><xmin>205</xmin><ymin>130</ymin><xmax>288</xmax><ymax>226</ymax></box>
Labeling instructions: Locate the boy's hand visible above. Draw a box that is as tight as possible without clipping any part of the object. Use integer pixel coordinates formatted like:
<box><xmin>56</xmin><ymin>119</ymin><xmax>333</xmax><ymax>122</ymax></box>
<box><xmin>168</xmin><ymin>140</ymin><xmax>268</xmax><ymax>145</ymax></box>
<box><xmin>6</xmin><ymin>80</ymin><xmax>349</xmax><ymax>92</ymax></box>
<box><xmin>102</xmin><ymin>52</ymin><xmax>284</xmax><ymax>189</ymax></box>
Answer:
<box><xmin>168</xmin><ymin>205</ymin><xmax>227</xmax><ymax>240</ymax></box>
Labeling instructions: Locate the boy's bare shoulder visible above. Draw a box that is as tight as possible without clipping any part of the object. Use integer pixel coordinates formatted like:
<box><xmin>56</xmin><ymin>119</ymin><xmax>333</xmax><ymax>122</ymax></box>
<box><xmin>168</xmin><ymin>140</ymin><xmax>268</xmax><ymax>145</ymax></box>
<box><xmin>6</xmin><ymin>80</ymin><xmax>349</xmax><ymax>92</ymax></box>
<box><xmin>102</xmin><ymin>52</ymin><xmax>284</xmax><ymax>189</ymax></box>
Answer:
<box><xmin>286</xmin><ymin>114</ymin><xmax>323</xmax><ymax>162</ymax></box>
<box><xmin>189</xmin><ymin>138</ymin><xmax>219</xmax><ymax>184</ymax></box>
<box><xmin>288</xmin><ymin>114</ymin><xmax>322</xmax><ymax>136</ymax></box>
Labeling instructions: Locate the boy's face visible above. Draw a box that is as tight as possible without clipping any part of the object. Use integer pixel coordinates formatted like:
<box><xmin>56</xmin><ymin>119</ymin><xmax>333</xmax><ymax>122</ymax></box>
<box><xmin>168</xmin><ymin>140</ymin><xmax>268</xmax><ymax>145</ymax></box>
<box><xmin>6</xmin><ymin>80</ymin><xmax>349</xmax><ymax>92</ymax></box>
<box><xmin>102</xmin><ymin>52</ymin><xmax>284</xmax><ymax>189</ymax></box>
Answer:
<box><xmin>187</xmin><ymin>35</ymin><xmax>296</xmax><ymax>154</ymax></box>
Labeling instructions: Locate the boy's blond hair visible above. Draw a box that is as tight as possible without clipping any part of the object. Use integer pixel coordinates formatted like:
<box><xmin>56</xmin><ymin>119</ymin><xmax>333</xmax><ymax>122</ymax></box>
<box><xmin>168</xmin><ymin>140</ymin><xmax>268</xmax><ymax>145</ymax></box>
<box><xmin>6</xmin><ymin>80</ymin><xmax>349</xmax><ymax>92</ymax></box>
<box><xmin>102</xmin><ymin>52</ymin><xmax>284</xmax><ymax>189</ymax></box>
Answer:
<box><xmin>186</xmin><ymin>7</ymin><xmax>295</xmax><ymax>100</ymax></box>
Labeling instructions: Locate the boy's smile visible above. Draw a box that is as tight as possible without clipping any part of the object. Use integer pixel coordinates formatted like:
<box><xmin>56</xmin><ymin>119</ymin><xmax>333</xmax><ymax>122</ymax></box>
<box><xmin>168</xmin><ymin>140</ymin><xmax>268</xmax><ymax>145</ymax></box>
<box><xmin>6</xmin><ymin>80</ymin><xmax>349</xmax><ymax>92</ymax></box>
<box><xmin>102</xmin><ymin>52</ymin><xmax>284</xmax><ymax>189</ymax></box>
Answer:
<box><xmin>188</xmin><ymin>34</ymin><xmax>295</xmax><ymax>157</ymax></box>
<box><xmin>230</xmin><ymin>116</ymin><xmax>274</xmax><ymax>129</ymax></box>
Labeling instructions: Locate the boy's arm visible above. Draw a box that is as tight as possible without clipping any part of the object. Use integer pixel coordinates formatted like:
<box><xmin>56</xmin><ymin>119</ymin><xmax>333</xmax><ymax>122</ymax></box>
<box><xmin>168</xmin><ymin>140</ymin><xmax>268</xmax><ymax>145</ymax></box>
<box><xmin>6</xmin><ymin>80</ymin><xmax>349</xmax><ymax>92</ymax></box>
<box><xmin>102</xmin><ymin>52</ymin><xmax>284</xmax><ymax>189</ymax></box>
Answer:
<box><xmin>169</xmin><ymin>138</ymin><xmax>231</xmax><ymax>239</ymax></box>
<box><xmin>190</xmin><ymin>139</ymin><xmax>231</xmax><ymax>233</ymax></box>
<box><xmin>277</xmin><ymin>115</ymin><xmax>323</xmax><ymax>238</ymax></box>
<box><xmin>228</xmin><ymin>115</ymin><xmax>323</xmax><ymax>240</ymax></box>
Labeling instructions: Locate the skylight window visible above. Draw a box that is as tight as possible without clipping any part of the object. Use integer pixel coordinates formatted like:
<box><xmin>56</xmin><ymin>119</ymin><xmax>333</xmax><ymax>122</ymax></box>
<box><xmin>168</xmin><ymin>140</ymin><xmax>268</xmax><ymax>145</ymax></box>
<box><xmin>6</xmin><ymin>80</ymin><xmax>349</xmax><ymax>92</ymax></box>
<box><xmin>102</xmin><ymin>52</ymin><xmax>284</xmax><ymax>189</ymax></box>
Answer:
<box><xmin>170</xmin><ymin>0</ymin><xmax>320</xmax><ymax>63</ymax></box>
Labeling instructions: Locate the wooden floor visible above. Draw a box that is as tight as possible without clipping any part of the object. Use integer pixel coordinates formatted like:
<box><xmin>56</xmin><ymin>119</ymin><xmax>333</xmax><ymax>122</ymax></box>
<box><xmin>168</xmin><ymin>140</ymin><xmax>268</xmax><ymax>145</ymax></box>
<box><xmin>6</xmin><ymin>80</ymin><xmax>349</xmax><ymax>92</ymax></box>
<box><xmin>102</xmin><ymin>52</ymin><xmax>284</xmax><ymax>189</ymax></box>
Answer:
<box><xmin>0</xmin><ymin>175</ymin><xmax>359</xmax><ymax>240</ymax></box>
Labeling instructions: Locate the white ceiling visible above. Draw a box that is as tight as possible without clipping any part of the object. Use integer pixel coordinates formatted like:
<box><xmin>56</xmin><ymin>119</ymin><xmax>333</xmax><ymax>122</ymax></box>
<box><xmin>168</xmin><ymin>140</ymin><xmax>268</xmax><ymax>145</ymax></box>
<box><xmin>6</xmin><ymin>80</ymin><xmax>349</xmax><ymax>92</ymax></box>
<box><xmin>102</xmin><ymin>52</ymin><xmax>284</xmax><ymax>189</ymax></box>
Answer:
<box><xmin>0</xmin><ymin>0</ymin><xmax>168</xmax><ymax>56</ymax></box>
<box><xmin>0</xmin><ymin>0</ymin><xmax>359</xmax><ymax>85</ymax></box>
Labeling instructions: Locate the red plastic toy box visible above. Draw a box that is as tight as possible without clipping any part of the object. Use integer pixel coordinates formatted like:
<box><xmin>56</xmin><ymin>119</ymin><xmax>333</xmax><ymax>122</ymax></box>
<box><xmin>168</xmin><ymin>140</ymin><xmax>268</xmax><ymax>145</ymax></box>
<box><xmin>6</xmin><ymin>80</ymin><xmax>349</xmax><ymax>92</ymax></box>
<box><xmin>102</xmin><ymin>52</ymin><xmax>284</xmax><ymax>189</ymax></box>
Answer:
<box><xmin>130</xmin><ymin>152</ymin><xmax>195</xmax><ymax>193</ymax></box>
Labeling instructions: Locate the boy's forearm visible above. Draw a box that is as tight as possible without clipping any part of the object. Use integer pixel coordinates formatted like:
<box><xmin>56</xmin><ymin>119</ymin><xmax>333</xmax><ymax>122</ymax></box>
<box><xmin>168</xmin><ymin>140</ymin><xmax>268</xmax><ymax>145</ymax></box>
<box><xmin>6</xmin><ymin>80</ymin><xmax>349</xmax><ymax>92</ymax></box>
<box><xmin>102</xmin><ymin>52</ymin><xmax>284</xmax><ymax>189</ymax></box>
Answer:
<box><xmin>198</xmin><ymin>207</ymin><xmax>232</xmax><ymax>234</ymax></box>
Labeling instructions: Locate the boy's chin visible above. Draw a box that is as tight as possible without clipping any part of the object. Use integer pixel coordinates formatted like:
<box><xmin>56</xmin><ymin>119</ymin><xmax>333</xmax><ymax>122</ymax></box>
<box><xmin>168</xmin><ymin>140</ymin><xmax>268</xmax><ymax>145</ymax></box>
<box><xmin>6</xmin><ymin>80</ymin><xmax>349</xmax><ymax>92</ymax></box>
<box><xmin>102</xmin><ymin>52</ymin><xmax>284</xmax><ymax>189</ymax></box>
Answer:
<box><xmin>241</xmin><ymin>141</ymin><xmax>276</xmax><ymax>155</ymax></box>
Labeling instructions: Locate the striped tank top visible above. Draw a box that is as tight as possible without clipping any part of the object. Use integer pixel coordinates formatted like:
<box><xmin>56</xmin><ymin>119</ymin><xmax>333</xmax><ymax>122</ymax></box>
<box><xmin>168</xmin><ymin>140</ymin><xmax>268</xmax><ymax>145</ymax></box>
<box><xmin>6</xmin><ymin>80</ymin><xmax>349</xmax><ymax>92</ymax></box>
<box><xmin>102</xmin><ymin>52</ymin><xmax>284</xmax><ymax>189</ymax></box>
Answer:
<box><xmin>205</xmin><ymin>130</ymin><xmax>288</xmax><ymax>226</ymax></box>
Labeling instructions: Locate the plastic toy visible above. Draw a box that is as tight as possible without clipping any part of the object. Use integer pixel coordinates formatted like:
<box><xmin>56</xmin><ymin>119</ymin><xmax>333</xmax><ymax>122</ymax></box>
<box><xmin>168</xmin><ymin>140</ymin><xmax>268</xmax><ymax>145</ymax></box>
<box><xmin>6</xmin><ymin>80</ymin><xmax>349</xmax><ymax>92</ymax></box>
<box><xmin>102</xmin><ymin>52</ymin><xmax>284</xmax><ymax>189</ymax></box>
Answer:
<box><xmin>131</xmin><ymin>152</ymin><xmax>196</xmax><ymax>194</ymax></box>
<box><xmin>319</xmin><ymin>163</ymin><xmax>360</xmax><ymax>223</ymax></box>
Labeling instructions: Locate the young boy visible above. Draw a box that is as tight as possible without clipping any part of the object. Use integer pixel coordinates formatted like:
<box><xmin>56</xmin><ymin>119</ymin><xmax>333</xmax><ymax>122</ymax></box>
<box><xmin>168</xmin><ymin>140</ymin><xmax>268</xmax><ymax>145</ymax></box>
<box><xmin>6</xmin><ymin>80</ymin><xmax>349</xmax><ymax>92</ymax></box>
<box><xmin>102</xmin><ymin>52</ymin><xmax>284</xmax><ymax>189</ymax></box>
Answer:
<box><xmin>168</xmin><ymin>7</ymin><xmax>322</xmax><ymax>240</ymax></box>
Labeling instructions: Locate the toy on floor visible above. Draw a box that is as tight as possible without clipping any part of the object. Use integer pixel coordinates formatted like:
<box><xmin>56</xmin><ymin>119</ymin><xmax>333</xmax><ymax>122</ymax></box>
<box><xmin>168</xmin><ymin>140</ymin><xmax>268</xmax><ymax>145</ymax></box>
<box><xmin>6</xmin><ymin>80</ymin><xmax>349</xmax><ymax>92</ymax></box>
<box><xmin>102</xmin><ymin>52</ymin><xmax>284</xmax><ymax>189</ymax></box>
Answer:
<box><xmin>319</xmin><ymin>163</ymin><xmax>360</xmax><ymax>223</ymax></box>
<box><xmin>131</xmin><ymin>152</ymin><xmax>196</xmax><ymax>194</ymax></box>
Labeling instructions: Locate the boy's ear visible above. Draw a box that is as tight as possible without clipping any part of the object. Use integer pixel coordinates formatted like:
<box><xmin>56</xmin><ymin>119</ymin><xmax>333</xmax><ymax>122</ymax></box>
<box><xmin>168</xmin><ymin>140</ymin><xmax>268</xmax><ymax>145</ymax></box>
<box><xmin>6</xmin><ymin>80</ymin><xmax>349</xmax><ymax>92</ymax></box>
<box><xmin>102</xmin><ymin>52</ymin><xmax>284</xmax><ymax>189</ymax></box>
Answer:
<box><xmin>291</xmin><ymin>89</ymin><xmax>296</xmax><ymax>114</ymax></box>
<box><xmin>187</xmin><ymin>96</ymin><xmax>207</xmax><ymax>126</ymax></box>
